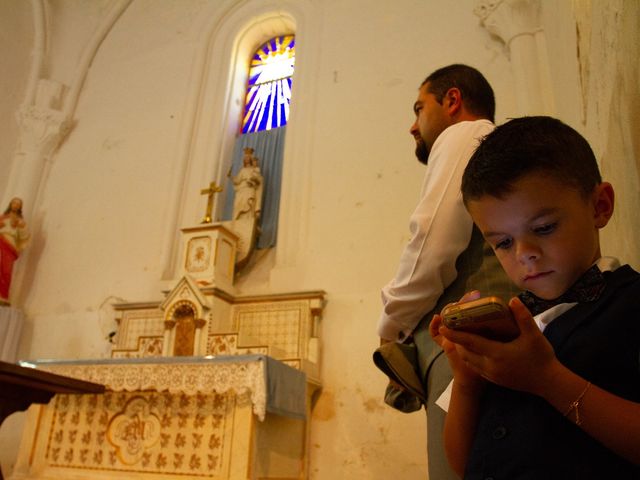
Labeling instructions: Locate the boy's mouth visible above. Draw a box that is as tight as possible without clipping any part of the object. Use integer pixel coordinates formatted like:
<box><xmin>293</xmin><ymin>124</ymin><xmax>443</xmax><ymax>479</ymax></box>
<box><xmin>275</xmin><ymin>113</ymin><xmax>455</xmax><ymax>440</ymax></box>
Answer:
<box><xmin>523</xmin><ymin>271</ymin><xmax>553</xmax><ymax>282</ymax></box>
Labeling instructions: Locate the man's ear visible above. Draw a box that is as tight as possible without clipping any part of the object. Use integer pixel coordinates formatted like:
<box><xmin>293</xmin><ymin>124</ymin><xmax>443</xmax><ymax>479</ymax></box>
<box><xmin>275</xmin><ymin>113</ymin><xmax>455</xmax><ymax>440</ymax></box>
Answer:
<box><xmin>593</xmin><ymin>182</ymin><xmax>615</xmax><ymax>228</ymax></box>
<box><xmin>445</xmin><ymin>87</ymin><xmax>462</xmax><ymax>116</ymax></box>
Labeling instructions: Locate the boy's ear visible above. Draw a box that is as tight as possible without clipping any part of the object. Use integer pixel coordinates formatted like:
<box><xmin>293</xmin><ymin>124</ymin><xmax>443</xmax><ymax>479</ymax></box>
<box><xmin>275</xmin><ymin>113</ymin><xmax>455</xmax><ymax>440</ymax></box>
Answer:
<box><xmin>593</xmin><ymin>182</ymin><xmax>615</xmax><ymax>228</ymax></box>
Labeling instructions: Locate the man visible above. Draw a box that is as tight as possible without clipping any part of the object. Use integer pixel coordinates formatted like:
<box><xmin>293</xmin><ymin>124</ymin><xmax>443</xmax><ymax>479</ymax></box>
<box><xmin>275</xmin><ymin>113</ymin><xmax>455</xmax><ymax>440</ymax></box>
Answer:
<box><xmin>377</xmin><ymin>64</ymin><xmax>516</xmax><ymax>479</ymax></box>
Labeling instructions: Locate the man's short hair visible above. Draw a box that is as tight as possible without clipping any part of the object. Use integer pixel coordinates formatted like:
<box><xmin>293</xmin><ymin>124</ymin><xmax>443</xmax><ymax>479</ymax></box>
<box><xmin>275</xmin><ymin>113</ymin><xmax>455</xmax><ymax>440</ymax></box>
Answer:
<box><xmin>462</xmin><ymin>116</ymin><xmax>602</xmax><ymax>204</ymax></box>
<box><xmin>423</xmin><ymin>64</ymin><xmax>495</xmax><ymax>122</ymax></box>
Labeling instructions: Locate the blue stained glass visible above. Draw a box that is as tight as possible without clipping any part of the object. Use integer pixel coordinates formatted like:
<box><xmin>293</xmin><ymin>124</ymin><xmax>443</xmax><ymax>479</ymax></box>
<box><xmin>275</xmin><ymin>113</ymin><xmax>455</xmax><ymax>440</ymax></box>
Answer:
<box><xmin>242</xmin><ymin>35</ymin><xmax>295</xmax><ymax>134</ymax></box>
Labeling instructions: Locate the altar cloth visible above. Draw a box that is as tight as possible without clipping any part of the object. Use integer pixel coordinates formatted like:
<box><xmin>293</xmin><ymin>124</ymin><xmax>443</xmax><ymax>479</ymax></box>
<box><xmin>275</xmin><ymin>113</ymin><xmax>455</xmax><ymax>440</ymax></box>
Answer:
<box><xmin>19</xmin><ymin>354</ymin><xmax>306</xmax><ymax>421</ymax></box>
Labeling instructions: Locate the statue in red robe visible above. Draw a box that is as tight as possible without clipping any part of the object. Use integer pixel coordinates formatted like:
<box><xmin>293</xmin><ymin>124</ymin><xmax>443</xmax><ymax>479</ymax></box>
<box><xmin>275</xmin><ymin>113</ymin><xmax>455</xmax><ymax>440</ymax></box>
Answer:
<box><xmin>0</xmin><ymin>198</ymin><xmax>29</xmax><ymax>304</ymax></box>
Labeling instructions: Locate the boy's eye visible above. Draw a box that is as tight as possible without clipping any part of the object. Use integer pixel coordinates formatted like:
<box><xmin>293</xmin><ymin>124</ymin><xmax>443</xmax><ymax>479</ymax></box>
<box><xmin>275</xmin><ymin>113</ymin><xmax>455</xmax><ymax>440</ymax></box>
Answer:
<box><xmin>533</xmin><ymin>222</ymin><xmax>557</xmax><ymax>235</ymax></box>
<box><xmin>494</xmin><ymin>237</ymin><xmax>513</xmax><ymax>250</ymax></box>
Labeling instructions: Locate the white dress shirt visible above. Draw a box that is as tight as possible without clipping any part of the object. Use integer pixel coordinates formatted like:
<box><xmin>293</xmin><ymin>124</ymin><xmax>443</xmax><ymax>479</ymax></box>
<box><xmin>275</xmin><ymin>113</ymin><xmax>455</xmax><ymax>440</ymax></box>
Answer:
<box><xmin>378</xmin><ymin>120</ymin><xmax>495</xmax><ymax>342</ymax></box>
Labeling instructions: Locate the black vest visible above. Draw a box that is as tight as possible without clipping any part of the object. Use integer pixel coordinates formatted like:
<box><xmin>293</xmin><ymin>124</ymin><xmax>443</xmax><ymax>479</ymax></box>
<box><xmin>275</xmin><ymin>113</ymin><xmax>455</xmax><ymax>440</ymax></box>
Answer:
<box><xmin>464</xmin><ymin>265</ymin><xmax>640</xmax><ymax>480</ymax></box>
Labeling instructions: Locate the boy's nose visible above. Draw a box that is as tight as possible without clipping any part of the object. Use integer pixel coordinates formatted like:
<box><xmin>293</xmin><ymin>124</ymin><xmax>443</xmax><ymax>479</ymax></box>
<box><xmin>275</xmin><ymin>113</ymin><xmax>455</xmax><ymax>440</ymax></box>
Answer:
<box><xmin>516</xmin><ymin>240</ymin><xmax>541</xmax><ymax>264</ymax></box>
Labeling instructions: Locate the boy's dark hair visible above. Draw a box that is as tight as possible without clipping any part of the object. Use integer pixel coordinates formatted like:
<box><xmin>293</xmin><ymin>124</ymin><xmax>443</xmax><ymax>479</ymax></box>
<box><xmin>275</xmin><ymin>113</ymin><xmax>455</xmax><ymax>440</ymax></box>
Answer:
<box><xmin>423</xmin><ymin>64</ymin><xmax>495</xmax><ymax>122</ymax></box>
<box><xmin>462</xmin><ymin>116</ymin><xmax>602</xmax><ymax>204</ymax></box>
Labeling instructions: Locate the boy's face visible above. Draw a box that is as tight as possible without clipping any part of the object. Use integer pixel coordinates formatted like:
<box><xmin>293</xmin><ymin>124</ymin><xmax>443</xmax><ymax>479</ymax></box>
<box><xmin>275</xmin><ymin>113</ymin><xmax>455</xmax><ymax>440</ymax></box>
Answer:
<box><xmin>467</xmin><ymin>173</ymin><xmax>614</xmax><ymax>300</ymax></box>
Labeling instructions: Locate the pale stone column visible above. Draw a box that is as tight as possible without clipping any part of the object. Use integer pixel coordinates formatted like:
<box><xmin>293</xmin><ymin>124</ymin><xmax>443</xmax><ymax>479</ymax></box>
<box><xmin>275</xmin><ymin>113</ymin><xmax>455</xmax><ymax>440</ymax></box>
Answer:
<box><xmin>9</xmin><ymin>102</ymin><xmax>71</xmax><ymax>220</ymax></box>
<box><xmin>193</xmin><ymin>318</ymin><xmax>207</xmax><ymax>356</ymax></box>
<box><xmin>308</xmin><ymin>299</ymin><xmax>324</xmax><ymax>364</ymax></box>
<box><xmin>2</xmin><ymin>88</ymin><xmax>72</xmax><ymax>305</ymax></box>
<box><xmin>4</xmin><ymin>0</ymin><xmax>132</xmax><ymax>217</ymax></box>
<box><xmin>162</xmin><ymin>320</ymin><xmax>176</xmax><ymax>356</ymax></box>
<box><xmin>475</xmin><ymin>0</ymin><xmax>555</xmax><ymax>115</ymax></box>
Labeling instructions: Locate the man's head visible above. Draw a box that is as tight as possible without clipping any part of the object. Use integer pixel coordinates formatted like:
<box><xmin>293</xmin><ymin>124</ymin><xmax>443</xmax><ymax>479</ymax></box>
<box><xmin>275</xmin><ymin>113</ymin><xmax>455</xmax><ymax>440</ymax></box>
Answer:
<box><xmin>410</xmin><ymin>64</ymin><xmax>495</xmax><ymax>164</ymax></box>
<box><xmin>462</xmin><ymin>116</ymin><xmax>614</xmax><ymax>300</ymax></box>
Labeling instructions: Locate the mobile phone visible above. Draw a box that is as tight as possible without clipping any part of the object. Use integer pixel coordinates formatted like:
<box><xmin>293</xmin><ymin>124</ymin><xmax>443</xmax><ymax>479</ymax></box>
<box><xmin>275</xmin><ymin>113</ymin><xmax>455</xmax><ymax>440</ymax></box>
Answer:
<box><xmin>441</xmin><ymin>296</ymin><xmax>519</xmax><ymax>342</ymax></box>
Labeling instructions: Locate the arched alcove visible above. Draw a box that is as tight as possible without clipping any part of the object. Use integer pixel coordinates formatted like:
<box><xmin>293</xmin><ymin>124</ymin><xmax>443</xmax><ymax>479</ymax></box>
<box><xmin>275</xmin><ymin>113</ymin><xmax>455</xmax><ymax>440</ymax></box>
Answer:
<box><xmin>172</xmin><ymin>302</ymin><xmax>197</xmax><ymax>356</ymax></box>
<box><xmin>159</xmin><ymin>1</ymin><xmax>321</xmax><ymax>282</ymax></box>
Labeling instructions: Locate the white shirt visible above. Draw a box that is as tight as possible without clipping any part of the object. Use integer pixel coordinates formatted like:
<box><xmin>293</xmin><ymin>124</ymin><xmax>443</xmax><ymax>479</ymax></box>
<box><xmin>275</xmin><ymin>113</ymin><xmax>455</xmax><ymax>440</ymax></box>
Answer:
<box><xmin>378</xmin><ymin>120</ymin><xmax>495</xmax><ymax>342</ymax></box>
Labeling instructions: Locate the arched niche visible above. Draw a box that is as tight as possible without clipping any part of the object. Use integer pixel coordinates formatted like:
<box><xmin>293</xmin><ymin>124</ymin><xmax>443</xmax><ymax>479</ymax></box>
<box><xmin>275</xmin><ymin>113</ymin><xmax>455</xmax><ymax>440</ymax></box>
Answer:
<box><xmin>160</xmin><ymin>1</ymin><xmax>319</xmax><ymax>282</ymax></box>
<box><xmin>171</xmin><ymin>302</ymin><xmax>197</xmax><ymax>356</ymax></box>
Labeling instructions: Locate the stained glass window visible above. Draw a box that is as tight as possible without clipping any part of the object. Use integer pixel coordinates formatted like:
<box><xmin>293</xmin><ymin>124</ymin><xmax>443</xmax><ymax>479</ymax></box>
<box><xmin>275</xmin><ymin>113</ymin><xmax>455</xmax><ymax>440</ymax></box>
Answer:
<box><xmin>241</xmin><ymin>35</ymin><xmax>295</xmax><ymax>134</ymax></box>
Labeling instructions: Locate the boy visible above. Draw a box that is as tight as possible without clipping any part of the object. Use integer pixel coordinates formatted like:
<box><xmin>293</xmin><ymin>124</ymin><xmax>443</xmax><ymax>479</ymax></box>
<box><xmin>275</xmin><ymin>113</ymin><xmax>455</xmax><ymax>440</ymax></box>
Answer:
<box><xmin>430</xmin><ymin>116</ymin><xmax>640</xmax><ymax>479</ymax></box>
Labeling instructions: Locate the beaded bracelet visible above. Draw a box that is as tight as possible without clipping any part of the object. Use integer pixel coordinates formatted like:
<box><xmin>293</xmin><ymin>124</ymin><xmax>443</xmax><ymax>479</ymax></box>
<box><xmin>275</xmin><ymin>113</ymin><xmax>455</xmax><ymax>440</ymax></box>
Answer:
<box><xmin>564</xmin><ymin>381</ymin><xmax>591</xmax><ymax>426</ymax></box>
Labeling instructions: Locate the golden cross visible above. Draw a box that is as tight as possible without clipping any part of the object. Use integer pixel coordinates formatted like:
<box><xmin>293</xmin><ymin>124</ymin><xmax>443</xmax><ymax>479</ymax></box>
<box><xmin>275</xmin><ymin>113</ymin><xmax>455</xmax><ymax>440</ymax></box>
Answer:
<box><xmin>200</xmin><ymin>181</ymin><xmax>223</xmax><ymax>224</ymax></box>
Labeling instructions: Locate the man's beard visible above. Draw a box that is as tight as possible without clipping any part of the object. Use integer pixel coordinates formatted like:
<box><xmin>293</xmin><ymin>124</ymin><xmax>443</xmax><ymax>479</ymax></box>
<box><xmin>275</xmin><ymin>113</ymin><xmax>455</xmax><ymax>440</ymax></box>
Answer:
<box><xmin>415</xmin><ymin>139</ymin><xmax>429</xmax><ymax>165</ymax></box>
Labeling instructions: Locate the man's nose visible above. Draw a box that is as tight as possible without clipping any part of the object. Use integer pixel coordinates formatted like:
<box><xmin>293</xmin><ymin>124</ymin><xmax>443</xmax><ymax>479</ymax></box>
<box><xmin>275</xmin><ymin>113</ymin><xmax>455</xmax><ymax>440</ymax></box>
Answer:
<box><xmin>409</xmin><ymin>120</ymin><xmax>419</xmax><ymax>137</ymax></box>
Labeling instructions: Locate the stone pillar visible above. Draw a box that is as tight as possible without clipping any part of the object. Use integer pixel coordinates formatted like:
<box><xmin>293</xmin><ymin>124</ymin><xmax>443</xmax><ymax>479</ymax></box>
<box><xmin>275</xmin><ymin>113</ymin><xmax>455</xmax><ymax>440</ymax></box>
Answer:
<box><xmin>193</xmin><ymin>318</ymin><xmax>207</xmax><ymax>356</ymax></box>
<box><xmin>6</xmin><ymin>79</ymin><xmax>72</xmax><ymax>219</ymax></box>
<box><xmin>162</xmin><ymin>320</ymin><xmax>176</xmax><ymax>356</ymax></box>
<box><xmin>475</xmin><ymin>0</ymin><xmax>555</xmax><ymax>115</ymax></box>
<box><xmin>308</xmin><ymin>299</ymin><xmax>324</xmax><ymax>365</ymax></box>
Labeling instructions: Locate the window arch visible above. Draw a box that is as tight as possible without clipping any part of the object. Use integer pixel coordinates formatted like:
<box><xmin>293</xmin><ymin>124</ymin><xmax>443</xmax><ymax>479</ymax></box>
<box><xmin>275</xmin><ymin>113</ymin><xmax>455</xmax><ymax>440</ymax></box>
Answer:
<box><xmin>241</xmin><ymin>35</ymin><xmax>295</xmax><ymax>134</ymax></box>
<box><xmin>222</xmin><ymin>33</ymin><xmax>295</xmax><ymax>250</ymax></box>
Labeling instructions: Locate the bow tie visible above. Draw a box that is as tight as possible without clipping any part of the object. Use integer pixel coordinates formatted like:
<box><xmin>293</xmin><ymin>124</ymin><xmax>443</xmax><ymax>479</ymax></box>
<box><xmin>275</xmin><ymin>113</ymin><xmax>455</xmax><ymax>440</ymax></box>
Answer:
<box><xmin>518</xmin><ymin>265</ymin><xmax>607</xmax><ymax>316</ymax></box>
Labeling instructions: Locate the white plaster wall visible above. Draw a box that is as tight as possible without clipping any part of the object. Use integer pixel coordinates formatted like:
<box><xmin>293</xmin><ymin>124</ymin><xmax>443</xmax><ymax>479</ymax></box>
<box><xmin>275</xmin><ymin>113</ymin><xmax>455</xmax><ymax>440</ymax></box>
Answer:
<box><xmin>292</xmin><ymin>5</ymin><xmax>513</xmax><ymax>477</ymax></box>
<box><xmin>0</xmin><ymin>0</ymin><xmax>32</xmax><ymax>200</ymax></box>
<box><xmin>542</xmin><ymin>0</ymin><xmax>640</xmax><ymax>270</ymax></box>
<box><xmin>575</xmin><ymin>0</ymin><xmax>640</xmax><ymax>269</ymax></box>
<box><xmin>0</xmin><ymin>0</ymin><xmax>638</xmax><ymax>479</ymax></box>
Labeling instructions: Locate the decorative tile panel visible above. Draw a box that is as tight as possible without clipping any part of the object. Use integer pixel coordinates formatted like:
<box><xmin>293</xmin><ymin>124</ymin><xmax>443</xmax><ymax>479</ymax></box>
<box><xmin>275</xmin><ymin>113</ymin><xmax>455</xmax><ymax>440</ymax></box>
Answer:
<box><xmin>207</xmin><ymin>334</ymin><xmax>268</xmax><ymax>356</ymax></box>
<box><xmin>117</xmin><ymin>310</ymin><xmax>164</xmax><ymax>350</ymax></box>
<box><xmin>232</xmin><ymin>301</ymin><xmax>310</xmax><ymax>359</ymax></box>
<box><xmin>45</xmin><ymin>391</ymin><xmax>231</xmax><ymax>477</ymax></box>
<box><xmin>112</xmin><ymin>336</ymin><xmax>164</xmax><ymax>359</ymax></box>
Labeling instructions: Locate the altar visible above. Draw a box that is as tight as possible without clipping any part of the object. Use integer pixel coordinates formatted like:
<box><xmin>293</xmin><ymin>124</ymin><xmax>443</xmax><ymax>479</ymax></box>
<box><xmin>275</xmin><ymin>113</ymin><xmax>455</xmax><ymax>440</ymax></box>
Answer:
<box><xmin>9</xmin><ymin>212</ymin><xmax>326</xmax><ymax>479</ymax></box>
<box><xmin>11</xmin><ymin>355</ymin><xmax>312</xmax><ymax>480</ymax></box>
<box><xmin>9</xmin><ymin>279</ymin><xmax>325</xmax><ymax>480</ymax></box>
<box><xmin>8</xmin><ymin>172</ymin><xmax>327</xmax><ymax>479</ymax></box>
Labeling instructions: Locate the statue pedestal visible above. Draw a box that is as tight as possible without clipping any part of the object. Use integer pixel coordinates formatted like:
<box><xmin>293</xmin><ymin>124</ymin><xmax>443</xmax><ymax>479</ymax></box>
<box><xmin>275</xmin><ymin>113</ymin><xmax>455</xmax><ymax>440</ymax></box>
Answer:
<box><xmin>0</xmin><ymin>307</ymin><xmax>23</xmax><ymax>362</ymax></box>
<box><xmin>179</xmin><ymin>224</ymin><xmax>238</xmax><ymax>292</ymax></box>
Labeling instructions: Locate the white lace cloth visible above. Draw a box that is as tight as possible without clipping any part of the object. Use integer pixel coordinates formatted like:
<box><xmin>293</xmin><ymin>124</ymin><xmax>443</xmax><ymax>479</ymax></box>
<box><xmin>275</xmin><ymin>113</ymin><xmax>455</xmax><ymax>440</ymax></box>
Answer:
<box><xmin>25</xmin><ymin>355</ymin><xmax>306</xmax><ymax>421</ymax></box>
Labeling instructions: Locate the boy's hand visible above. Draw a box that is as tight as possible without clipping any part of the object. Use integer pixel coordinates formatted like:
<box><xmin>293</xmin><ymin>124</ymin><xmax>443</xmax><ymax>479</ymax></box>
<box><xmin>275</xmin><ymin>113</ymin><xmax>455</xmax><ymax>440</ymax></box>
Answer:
<box><xmin>429</xmin><ymin>289</ymin><xmax>481</xmax><ymax>350</ymax></box>
<box><xmin>437</xmin><ymin>297</ymin><xmax>559</xmax><ymax>395</ymax></box>
<box><xmin>430</xmin><ymin>291</ymin><xmax>485</xmax><ymax>390</ymax></box>
<box><xmin>429</xmin><ymin>289</ymin><xmax>482</xmax><ymax>346</ymax></box>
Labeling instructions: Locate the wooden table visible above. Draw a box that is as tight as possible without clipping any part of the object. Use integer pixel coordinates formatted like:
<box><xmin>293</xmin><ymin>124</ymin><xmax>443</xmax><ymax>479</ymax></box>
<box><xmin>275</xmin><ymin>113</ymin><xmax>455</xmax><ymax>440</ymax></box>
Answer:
<box><xmin>0</xmin><ymin>361</ymin><xmax>105</xmax><ymax>480</ymax></box>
